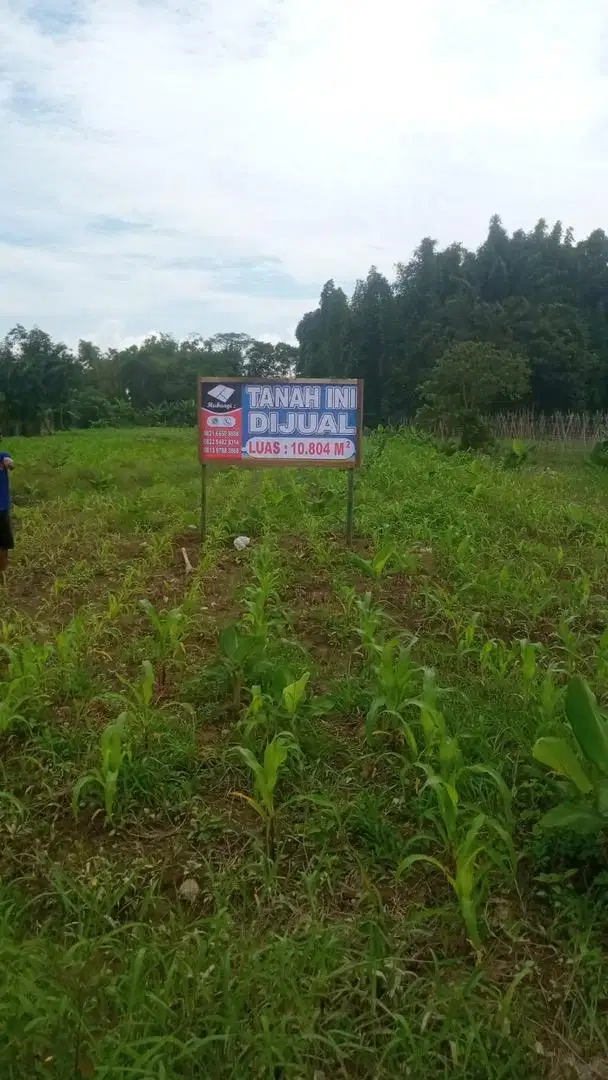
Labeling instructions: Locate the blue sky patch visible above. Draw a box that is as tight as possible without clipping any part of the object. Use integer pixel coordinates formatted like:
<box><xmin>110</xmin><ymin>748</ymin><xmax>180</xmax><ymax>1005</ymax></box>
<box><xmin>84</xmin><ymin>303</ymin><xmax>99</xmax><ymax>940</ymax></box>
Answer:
<box><xmin>218</xmin><ymin>265</ymin><xmax>317</xmax><ymax>299</ymax></box>
<box><xmin>87</xmin><ymin>216</ymin><xmax>156</xmax><ymax>236</ymax></box>
<box><xmin>24</xmin><ymin>0</ymin><xmax>85</xmax><ymax>38</ymax></box>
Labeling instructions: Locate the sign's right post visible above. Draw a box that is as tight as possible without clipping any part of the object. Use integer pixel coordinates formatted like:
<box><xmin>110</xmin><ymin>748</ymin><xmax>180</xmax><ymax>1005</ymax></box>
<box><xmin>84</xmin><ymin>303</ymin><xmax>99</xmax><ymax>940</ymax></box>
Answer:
<box><xmin>346</xmin><ymin>468</ymin><xmax>355</xmax><ymax>546</ymax></box>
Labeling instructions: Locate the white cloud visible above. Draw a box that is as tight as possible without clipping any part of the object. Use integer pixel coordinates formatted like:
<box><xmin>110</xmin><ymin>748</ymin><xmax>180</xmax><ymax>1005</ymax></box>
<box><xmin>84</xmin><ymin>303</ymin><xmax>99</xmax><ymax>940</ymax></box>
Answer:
<box><xmin>1</xmin><ymin>0</ymin><xmax>608</xmax><ymax>345</ymax></box>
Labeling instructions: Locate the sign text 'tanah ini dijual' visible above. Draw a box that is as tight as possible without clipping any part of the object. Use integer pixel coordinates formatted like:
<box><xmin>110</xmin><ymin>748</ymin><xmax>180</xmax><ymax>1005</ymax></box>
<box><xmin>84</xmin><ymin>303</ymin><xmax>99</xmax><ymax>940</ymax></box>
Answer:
<box><xmin>199</xmin><ymin>379</ymin><xmax>363</xmax><ymax>466</ymax></box>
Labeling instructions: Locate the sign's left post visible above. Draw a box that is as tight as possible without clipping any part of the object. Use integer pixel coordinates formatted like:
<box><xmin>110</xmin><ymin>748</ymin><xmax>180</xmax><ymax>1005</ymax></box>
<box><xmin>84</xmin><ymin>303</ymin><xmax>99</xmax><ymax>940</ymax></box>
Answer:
<box><xmin>200</xmin><ymin>462</ymin><xmax>207</xmax><ymax>546</ymax></box>
<box><xmin>198</xmin><ymin>378</ymin><xmax>245</xmax><ymax>546</ymax></box>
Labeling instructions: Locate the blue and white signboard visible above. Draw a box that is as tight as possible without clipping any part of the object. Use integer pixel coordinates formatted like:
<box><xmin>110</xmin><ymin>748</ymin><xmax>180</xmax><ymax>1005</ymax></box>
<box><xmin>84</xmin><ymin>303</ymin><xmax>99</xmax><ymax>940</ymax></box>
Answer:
<box><xmin>199</xmin><ymin>378</ymin><xmax>363</xmax><ymax>467</ymax></box>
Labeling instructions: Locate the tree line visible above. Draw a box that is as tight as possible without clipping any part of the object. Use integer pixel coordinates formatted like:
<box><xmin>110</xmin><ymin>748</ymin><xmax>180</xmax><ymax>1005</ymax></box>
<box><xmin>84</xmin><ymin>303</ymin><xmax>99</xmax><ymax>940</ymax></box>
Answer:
<box><xmin>0</xmin><ymin>330</ymin><xmax>298</xmax><ymax>435</ymax></box>
<box><xmin>2</xmin><ymin>215</ymin><xmax>607</xmax><ymax>434</ymax></box>
<box><xmin>297</xmin><ymin>216</ymin><xmax>608</xmax><ymax>426</ymax></box>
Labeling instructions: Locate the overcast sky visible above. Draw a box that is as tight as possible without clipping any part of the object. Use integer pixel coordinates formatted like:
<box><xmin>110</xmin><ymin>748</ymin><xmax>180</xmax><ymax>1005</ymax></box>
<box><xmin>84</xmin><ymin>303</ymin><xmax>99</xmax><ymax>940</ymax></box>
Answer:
<box><xmin>1</xmin><ymin>0</ymin><xmax>607</xmax><ymax>348</ymax></box>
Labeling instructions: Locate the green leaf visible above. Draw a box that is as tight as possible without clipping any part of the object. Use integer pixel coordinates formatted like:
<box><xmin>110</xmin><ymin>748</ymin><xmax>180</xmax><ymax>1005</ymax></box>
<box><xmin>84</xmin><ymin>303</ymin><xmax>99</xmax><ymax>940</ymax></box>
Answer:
<box><xmin>399</xmin><ymin>718</ymin><xmax>419</xmax><ymax>758</ymax></box>
<box><xmin>103</xmin><ymin>769</ymin><xmax>119</xmax><ymax>822</ymax></box>
<box><xmin>101</xmin><ymin>717</ymin><xmax>126</xmax><ymax>774</ymax></box>
<box><xmin>455</xmin><ymin>846</ymin><xmax>485</xmax><ymax>901</ymax></box>
<box><xmin>350</xmin><ymin>554</ymin><xmax>374</xmax><ymax>577</ymax></box>
<box><xmin>262</xmin><ymin>735</ymin><xmax>292</xmax><ymax>796</ymax></box>
<box><xmin>140</xmin><ymin>660</ymin><xmax>155</xmax><ymax>706</ymax></box>
<box><xmin>0</xmin><ymin>790</ymin><xmax>23</xmax><ymax>815</ymax></box>
<box><xmin>235</xmin><ymin>745</ymin><xmax>265</xmax><ymax>789</ymax></box>
<box><xmin>458</xmin><ymin>893</ymin><xmax>483</xmax><ymax>952</ymax></box>
<box><xmin>439</xmin><ymin>735</ymin><xmax>460</xmax><ymax>777</ymax></box>
<box><xmin>139</xmin><ymin>598</ymin><xmax>161</xmax><ymax>634</ymax></box>
<box><xmin>456</xmin><ymin>813</ymin><xmax>487</xmax><ymax>862</ymax></box>
<box><xmin>371</xmin><ymin>544</ymin><xmax>396</xmax><ymax>577</ymax></box>
<box><xmin>466</xmin><ymin>764</ymin><xmax>513</xmax><ymax>825</ymax></box>
<box><xmin>538</xmin><ymin>803</ymin><xmax>605</xmax><ymax>834</ymax></box>
<box><xmin>484</xmin><ymin>816</ymin><xmax>517</xmax><ymax>875</ymax></box>
<box><xmin>397</xmin><ymin>852</ymin><xmax>454</xmax><ymax>888</ymax></box>
<box><xmin>287</xmin><ymin>793</ymin><xmax>342</xmax><ymax>827</ymax></box>
<box><xmin>456</xmin><ymin>536</ymin><xmax>470</xmax><ymax>561</ymax></box>
<box><xmin>597</xmin><ymin>779</ymin><xmax>608</xmax><ymax>817</ymax></box>
<box><xmin>220</xmin><ymin>625</ymin><xmax>240</xmax><ymax>663</ymax></box>
<box><xmin>423</xmin><ymin>770</ymin><xmax>459</xmax><ymax>810</ymax></box>
<box><xmin>365</xmin><ymin>697</ymin><xmax>386</xmax><ymax>741</ymax></box>
<box><xmin>351</xmin><ymin>544</ymin><xmax>395</xmax><ymax>579</ymax></box>
<box><xmin>282</xmin><ymin>671</ymin><xmax>310</xmax><ymax>715</ymax></box>
<box><xmin>232</xmin><ymin>791</ymin><xmax>266</xmax><ymax>820</ymax></box>
<box><xmin>566</xmin><ymin>676</ymin><xmax>608</xmax><ymax>775</ymax></box>
<box><xmin>72</xmin><ymin>773</ymin><xmax>99</xmax><ymax>819</ymax></box>
<box><xmin>520</xmin><ymin>640</ymin><xmax>537</xmax><ymax>682</ymax></box>
<box><xmin>533</xmin><ymin>736</ymin><xmax>592</xmax><ymax>794</ymax></box>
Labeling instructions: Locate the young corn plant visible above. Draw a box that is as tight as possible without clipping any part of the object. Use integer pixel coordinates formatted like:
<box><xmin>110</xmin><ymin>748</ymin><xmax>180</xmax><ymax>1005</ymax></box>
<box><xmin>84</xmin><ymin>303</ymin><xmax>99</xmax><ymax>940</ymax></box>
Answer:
<box><xmin>399</xmin><ymin>729</ymin><xmax>514</xmax><ymax>953</ymax></box>
<box><xmin>402</xmin><ymin>666</ymin><xmax>447</xmax><ymax>755</ymax></box>
<box><xmin>220</xmin><ymin>624</ymin><xmax>270</xmax><ymax>709</ymax></box>
<box><xmin>107</xmin><ymin>593</ymin><xmax>122</xmax><ymax>619</ymax></box>
<box><xmin>98</xmin><ymin>661</ymin><xmax>159</xmax><ymax>746</ymax></box>
<box><xmin>242</xmin><ymin>544</ymin><xmax>282</xmax><ymax>627</ymax></box>
<box><xmin>457</xmin><ymin>612</ymin><xmax>481</xmax><ymax>658</ymax></box>
<box><xmin>220</xmin><ymin>548</ymin><xmax>286</xmax><ymax>707</ymax></box>
<box><xmin>241</xmin><ymin>584</ymin><xmax>274</xmax><ymax>643</ymax></box>
<box><xmin>398</xmin><ymin>813</ymin><xmax>508</xmax><ymax>953</ymax></box>
<box><xmin>139</xmin><ymin>599</ymin><xmax>186</xmax><ymax>687</ymax></box>
<box><xmin>555</xmin><ymin>616</ymin><xmax>583</xmax><ymax>676</ymax></box>
<box><xmin>479</xmin><ymin>638</ymin><xmax>514</xmax><ymax>681</ymax></box>
<box><xmin>350</xmin><ymin>543</ymin><xmax>396</xmax><ymax>580</ymax></box>
<box><xmin>53</xmin><ymin>616</ymin><xmax>91</xmax><ymax>698</ymax></box>
<box><xmin>533</xmin><ymin>675</ymin><xmax>608</xmax><ymax>833</ymax></box>
<box><xmin>103</xmin><ymin>659</ymin><xmax>157</xmax><ymax>722</ymax></box>
<box><xmin>239</xmin><ymin>671</ymin><xmax>311</xmax><ymax>743</ymax></box>
<box><xmin>0</xmin><ymin>682</ymin><xmax>28</xmax><ymax>734</ymax></box>
<box><xmin>232</xmin><ymin>732</ymin><xmax>297</xmax><ymax>858</ymax></box>
<box><xmin>365</xmin><ymin>638</ymin><xmax>419</xmax><ymax>746</ymax></box>
<box><xmin>238</xmin><ymin>684</ymin><xmax>272</xmax><ymax>741</ymax></box>
<box><xmin>519</xmin><ymin>639</ymin><xmax>538</xmax><ymax>686</ymax></box>
<box><xmin>72</xmin><ymin>714</ymin><xmax>130</xmax><ymax>824</ymax></box>
<box><xmin>127</xmin><ymin>659</ymin><xmax>156</xmax><ymax>712</ymax></box>
<box><xmin>353</xmin><ymin>592</ymin><xmax>386</xmax><ymax>668</ymax></box>
<box><xmin>0</xmin><ymin>639</ymin><xmax>52</xmax><ymax>727</ymax></box>
<box><xmin>2</xmin><ymin>639</ymin><xmax>53</xmax><ymax>690</ymax></box>
<box><xmin>282</xmin><ymin>670</ymin><xmax>310</xmax><ymax>721</ymax></box>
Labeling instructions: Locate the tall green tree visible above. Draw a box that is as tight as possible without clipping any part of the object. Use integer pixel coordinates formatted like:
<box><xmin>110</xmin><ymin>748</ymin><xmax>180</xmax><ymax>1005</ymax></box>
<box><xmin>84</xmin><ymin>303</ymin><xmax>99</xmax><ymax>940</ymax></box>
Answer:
<box><xmin>296</xmin><ymin>280</ymin><xmax>351</xmax><ymax>377</ymax></box>
<box><xmin>419</xmin><ymin>341</ymin><xmax>531</xmax><ymax>447</ymax></box>
<box><xmin>348</xmin><ymin>267</ymin><xmax>396</xmax><ymax>425</ymax></box>
<box><xmin>0</xmin><ymin>325</ymin><xmax>81</xmax><ymax>434</ymax></box>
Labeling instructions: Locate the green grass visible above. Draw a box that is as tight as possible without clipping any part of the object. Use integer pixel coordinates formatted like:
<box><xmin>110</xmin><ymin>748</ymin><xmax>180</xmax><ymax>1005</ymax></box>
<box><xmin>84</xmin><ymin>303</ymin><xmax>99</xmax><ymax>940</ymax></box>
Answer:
<box><xmin>1</xmin><ymin>427</ymin><xmax>608</xmax><ymax>1078</ymax></box>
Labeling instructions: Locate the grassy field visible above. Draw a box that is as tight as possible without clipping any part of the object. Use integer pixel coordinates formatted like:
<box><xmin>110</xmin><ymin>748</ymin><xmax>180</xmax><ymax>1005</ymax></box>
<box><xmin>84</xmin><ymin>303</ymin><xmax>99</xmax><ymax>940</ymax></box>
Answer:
<box><xmin>2</xmin><ymin>427</ymin><xmax>608</xmax><ymax>1079</ymax></box>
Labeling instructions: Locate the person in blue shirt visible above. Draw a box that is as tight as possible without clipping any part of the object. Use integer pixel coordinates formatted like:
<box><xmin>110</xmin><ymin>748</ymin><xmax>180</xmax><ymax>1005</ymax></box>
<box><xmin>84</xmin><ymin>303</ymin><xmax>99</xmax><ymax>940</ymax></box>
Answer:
<box><xmin>0</xmin><ymin>451</ymin><xmax>15</xmax><ymax>580</ymax></box>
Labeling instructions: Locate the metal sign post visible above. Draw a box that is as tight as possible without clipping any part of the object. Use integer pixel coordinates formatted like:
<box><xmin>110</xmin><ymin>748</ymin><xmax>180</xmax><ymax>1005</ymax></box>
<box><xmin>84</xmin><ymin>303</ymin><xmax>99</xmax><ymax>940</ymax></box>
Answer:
<box><xmin>200</xmin><ymin>462</ymin><xmax>208</xmax><ymax>544</ymax></box>
<box><xmin>346</xmin><ymin>468</ymin><xmax>355</xmax><ymax>545</ymax></box>
<box><xmin>197</xmin><ymin>377</ymin><xmax>364</xmax><ymax>547</ymax></box>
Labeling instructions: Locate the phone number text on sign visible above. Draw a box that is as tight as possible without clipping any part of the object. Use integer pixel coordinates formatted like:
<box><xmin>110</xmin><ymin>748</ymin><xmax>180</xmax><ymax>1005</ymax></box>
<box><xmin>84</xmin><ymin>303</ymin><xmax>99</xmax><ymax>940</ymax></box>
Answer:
<box><xmin>246</xmin><ymin>438</ymin><xmax>355</xmax><ymax>460</ymax></box>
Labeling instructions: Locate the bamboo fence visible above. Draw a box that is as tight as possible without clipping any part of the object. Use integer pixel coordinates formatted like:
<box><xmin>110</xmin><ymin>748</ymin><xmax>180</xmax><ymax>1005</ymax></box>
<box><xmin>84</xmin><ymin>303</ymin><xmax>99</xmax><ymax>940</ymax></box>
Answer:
<box><xmin>486</xmin><ymin>411</ymin><xmax>608</xmax><ymax>447</ymax></box>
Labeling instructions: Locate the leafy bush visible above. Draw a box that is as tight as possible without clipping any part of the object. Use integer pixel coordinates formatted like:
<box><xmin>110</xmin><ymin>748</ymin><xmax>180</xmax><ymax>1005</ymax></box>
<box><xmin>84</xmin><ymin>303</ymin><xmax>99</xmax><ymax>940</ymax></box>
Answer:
<box><xmin>417</xmin><ymin>341</ymin><xmax>529</xmax><ymax>451</ymax></box>
<box><xmin>533</xmin><ymin>676</ymin><xmax>608</xmax><ymax>834</ymax></box>
<box><xmin>503</xmin><ymin>439</ymin><xmax>530</xmax><ymax>469</ymax></box>
<box><xmin>590</xmin><ymin>439</ymin><xmax>608</xmax><ymax>467</ymax></box>
<box><xmin>459</xmin><ymin>410</ymin><xmax>494</xmax><ymax>451</ymax></box>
